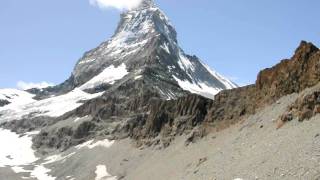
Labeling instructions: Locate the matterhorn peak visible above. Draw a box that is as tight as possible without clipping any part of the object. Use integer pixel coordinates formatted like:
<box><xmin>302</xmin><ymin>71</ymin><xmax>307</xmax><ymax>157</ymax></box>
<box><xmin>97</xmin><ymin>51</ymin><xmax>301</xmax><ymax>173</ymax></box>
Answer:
<box><xmin>68</xmin><ymin>0</ymin><xmax>237</xmax><ymax>100</ymax></box>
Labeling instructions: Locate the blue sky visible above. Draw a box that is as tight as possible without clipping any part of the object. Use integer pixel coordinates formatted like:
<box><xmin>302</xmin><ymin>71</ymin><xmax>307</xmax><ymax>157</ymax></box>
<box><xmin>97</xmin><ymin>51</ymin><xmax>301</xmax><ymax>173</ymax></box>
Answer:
<box><xmin>0</xmin><ymin>0</ymin><xmax>319</xmax><ymax>88</ymax></box>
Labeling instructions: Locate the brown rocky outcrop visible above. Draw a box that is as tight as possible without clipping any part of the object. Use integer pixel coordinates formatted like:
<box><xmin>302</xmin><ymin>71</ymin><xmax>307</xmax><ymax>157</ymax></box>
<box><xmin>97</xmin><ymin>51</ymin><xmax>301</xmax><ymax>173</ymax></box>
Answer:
<box><xmin>256</xmin><ymin>41</ymin><xmax>320</xmax><ymax>103</ymax></box>
<box><xmin>203</xmin><ymin>41</ymin><xmax>320</xmax><ymax>131</ymax></box>
<box><xmin>280</xmin><ymin>90</ymin><xmax>320</xmax><ymax>124</ymax></box>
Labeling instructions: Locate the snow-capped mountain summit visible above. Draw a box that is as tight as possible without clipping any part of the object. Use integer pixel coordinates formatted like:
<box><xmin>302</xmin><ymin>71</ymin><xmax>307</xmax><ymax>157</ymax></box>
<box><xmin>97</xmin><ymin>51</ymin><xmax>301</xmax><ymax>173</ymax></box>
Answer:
<box><xmin>0</xmin><ymin>0</ymin><xmax>236</xmax><ymax>122</ymax></box>
<box><xmin>71</xmin><ymin>0</ymin><xmax>236</xmax><ymax>99</ymax></box>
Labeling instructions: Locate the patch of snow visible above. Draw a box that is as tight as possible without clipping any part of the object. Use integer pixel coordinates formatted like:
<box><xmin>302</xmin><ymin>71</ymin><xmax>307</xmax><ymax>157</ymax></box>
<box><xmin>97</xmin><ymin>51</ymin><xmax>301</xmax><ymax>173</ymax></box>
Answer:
<box><xmin>75</xmin><ymin>140</ymin><xmax>94</xmax><ymax>149</ymax></box>
<box><xmin>159</xmin><ymin>88</ymin><xmax>177</xmax><ymax>100</ymax></box>
<box><xmin>80</xmin><ymin>63</ymin><xmax>128</xmax><ymax>90</ymax></box>
<box><xmin>134</xmin><ymin>75</ymin><xmax>143</xmax><ymax>80</ymax></box>
<box><xmin>44</xmin><ymin>152</ymin><xmax>76</xmax><ymax>165</ymax></box>
<box><xmin>17</xmin><ymin>81</ymin><xmax>54</xmax><ymax>90</ymax></box>
<box><xmin>11</xmin><ymin>166</ymin><xmax>30</xmax><ymax>173</ymax></box>
<box><xmin>66</xmin><ymin>176</ymin><xmax>75</xmax><ymax>180</ymax></box>
<box><xmin>79</xmin><ymin>58</ymin><xmax>95</xmax><ymax>64</ymax></box>
<box><xmin>74</xmin><ymin>117</ymin><xmax>81</xmax><ymax>122</ymax></box>
<box><xmin>76</xmin><ymin>139</ymin><xmax>115</xmax><ymax>150</ymax></box>
<box><xmin>0</xmin><ymin>88</ymin><xmax>103</xmax><ymax>122</ymax></box>
<box><xmin>200</xmin><ymin>62</ymin><xmax>238</xmax><ymax>89</ymax></box>
<box><xmin>168</xmin><ymin>65</ymin><xmax>174</xmax><ymax>71</ymax></box>
<box><xmin>95</xmin><ymin>165</ymin><xmax>117</xmax><ymax>180</ymax></box>
<box><xmin>0</xmin><ymin>129</ymin><xmax>57</xmax><ymax>179</ymax></box>
<box><xmin>0</xmin><ymin>129</ymin><xmax>38</xmax><ymax>167</ymax></box>
<box><xmin>107</xmin><ymin>31</ymin><xmax>140</xmax><ymax>49</ymax></box>
<box><xmin>173</xmin><ymin>76</ymin><xmax>221</xmax><ymax>100</ymax></box>
<box><xmin>30</xmin><ymin>165</ymin><xmax>56</xmax><ymax>180</ymax></box>
<box><xmin>177</xmin><ymin>51</ymin><xmax>195</xmax><ymax>72</ymax></box>
<box><xmin>73</xmin><ymin>115</ymin><xmax>90</xmax><ymax>123</ymax></box>
<box><xmin>160</xmin><ymin>42</ymin><xmax>170</xmax><ymax>54</ymax></box>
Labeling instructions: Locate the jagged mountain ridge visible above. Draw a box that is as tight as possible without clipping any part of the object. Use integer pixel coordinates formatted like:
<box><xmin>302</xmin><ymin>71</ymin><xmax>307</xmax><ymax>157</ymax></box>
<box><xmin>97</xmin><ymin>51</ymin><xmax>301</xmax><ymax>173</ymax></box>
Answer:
<box><xmin>32</xmin><ymin>0</ymin><xmax>236</xmax><ymax>100</ymax></box>
<box><xmin>71</xmin><ymin>0</ymin><xmax>237</xmax><ymax>100</ymax></box>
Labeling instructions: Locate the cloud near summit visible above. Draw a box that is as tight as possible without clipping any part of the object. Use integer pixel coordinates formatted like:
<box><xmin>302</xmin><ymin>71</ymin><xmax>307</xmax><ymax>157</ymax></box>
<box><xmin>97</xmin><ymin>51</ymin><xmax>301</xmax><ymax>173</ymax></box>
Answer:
<box><xmin>17</xmin><ymin>81</ymin><xmax>54</xmax><ymax>90</ymax></box>
<box><xmin>89</xmin><ymin>0</ymin><xmax>143</xmax><ymax>10</ymax></box>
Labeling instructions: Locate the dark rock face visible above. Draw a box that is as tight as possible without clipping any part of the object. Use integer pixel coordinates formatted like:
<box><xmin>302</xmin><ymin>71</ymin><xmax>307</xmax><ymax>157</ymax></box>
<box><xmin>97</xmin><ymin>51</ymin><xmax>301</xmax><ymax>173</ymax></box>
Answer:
<box><xmin>0</xmin><ymin>116</ymin><xmax>53</xmax><ymax>134</ymax></box>
<box><xmin>204</xmin><ymin>85</ymin><xmax>257</xmax><ymax>130</ymax></box>
<box><xmin>27</xmin><ymin>76</ymin><xmax>76</xmax><ymax>100</ymax></box>
<box><xmin>132</xmin><ymin>94</ymin><xmax>213</xmax><ymax>146</ymax></box>
<box><xmin>32</xmin><ymin>121</ymin><xmax>97</xmax><ymax>152</ymax></box>
<box><xmin>0</xmin><ymin>99</ymin><xmax>10</xmax><ymax>107</ymax></box>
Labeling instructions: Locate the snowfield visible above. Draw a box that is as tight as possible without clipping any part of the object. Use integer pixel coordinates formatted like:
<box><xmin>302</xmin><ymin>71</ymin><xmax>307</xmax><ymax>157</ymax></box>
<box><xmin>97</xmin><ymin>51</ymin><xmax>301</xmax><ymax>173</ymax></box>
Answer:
<box><xmin>0</xmin><ymin>128</ymin><xmax>117</xmax><ymax>180</ymax></box>
<box><xmin>173</xmin><ymin>75</ymin><xmax>222</xmax><ymax>100</ymax></box>
<box><xmin>0</xmin><ymin>129</ymin><xmax>38</xmax><ymax>167</ymax></box>
<box><xmin>79</xmin><ymin>63</ymin><xmax>129</xmax><ymax>90</ymax></box>
<box><xmin>0</xmin><ymin>89</ymin><xmax>35</xmax><ymax>106</ymax></box>
<box><xmin>75</xmin><ymin>139</ymin><xmax>115</xmax><ymax>150</ymax></box>
<box><xmin>0</xmin><ymin>88</ymin><xmax>103</xmax><ymax>122</ymax></box>
<box><xmin>0</xmin><ymin>129</ymin><xmax>55</xmax><ymax>180</ymax></box>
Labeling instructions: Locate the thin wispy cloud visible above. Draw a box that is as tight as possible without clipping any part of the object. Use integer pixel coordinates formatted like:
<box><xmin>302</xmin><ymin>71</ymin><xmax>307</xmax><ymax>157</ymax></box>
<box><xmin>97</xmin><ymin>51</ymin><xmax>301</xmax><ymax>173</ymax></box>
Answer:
<box><xmin>17</xmin><ymin>81</ymin><xmax>54</xmax><ymax>90</ymax></box>
<box><xmin>89</xmin><ymin>0</ymin><xmax>143</xmax><ymax>10</ymax></box>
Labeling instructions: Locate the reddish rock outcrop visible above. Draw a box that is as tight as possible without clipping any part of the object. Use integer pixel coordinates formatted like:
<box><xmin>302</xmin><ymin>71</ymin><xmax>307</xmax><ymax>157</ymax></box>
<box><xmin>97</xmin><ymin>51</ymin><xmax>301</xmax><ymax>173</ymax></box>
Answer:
<box><xmin>204</xmin><ymin>41</ymin><xmax>320</xmax><ymax>130</ymax></box>
<box><xmin>256</xmin><ymin>41</ymin><xmax>320</xmax><ymax>103</ymax></box>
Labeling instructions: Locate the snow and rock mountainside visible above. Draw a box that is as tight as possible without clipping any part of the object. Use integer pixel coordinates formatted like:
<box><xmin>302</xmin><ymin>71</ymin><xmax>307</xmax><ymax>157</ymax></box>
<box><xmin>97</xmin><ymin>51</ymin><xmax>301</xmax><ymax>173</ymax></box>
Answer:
<box><xmin>0</xmin><ymin>0</ymin><xmax>235</xmax><ymax>124</ymax></box>
<box><xmin>33</xmin><ymin>0</ymin><xmax>236</xmax><ymax>100</ymax></box>
<box><xmin>1</xmin><ymin>41</ymin><xmax>320</xmax><ymax>180</ymax></box>
<box><xmin>71</xmin><ymin>0</ymin><xmax>237</xmax><ymax>100</ymax></box>
<box><xmin>1</xmin><ymin>0</ymin><xmax>320</xmax><ymax>179</ymax></box>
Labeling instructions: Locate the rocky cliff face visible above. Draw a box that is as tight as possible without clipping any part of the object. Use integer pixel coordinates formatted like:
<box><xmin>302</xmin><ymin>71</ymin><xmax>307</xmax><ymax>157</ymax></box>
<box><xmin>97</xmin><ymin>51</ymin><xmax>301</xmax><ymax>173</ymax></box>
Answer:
<box><xmin>256</xmin><ymin>41</ymin><xmax>320</xmax><ymax>103</ymax></box>
<box><xmin>203</xmin><ymin>41</ymin><xmax>320</xmax><ymax>131</ymax></box>
<box><xmin>115</xmin><ymin>40</ymin><xmax>319</xmax><ymax>144</ymax></box>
